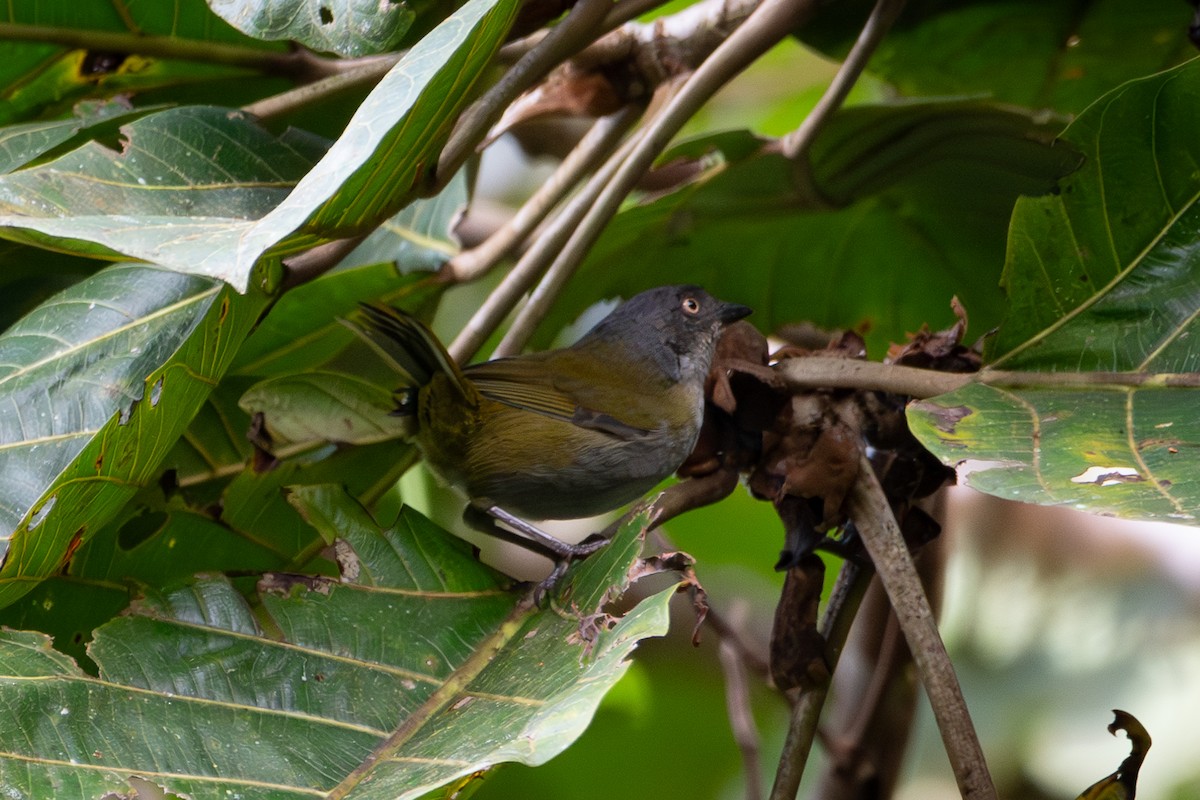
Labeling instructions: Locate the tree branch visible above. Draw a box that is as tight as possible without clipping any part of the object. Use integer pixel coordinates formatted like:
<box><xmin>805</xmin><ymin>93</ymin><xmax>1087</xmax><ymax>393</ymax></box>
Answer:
<box><xmin>847</xmin><ymin>452</ymin><xmax>996</xmax><ymax>800</ymax></box>
<box><xmin>494</xmin><ymin>0</ymin><xmax>822</xmax><ymax>355</ymax></box>
<box><xmin>441</xmin><ymin>106</ymin><xmax>638</xmax><ymax>283</ymax></box>
<box><xmin>446</xmin><ymin>117</ymin><xmax>649</xmax><ymax>363</ymax></box>
<box><xmin>780</xmin><ymin>0</ymin><xmax>908</xmax><ymax>162</ymax></box>
<box><xmin>776</xmin><ymin>359</ymin><xmax>969</xmax><ymax>398</ymax></box>
<box><xmin>0</xmin><ymin>22</ymin><xmax>359</xmax><ymax>82</ymax></box>
<box><xmin>433</xmin><ymin>0</ymin><xmax>614</xmax><ymax>190</ymax></box>
<box><xmin>719</xmin><ymin>601</ymin><xmax>765</xmax><ymax>800</ymax></box>
<box><xmin>242</xmin><ymin>56</ymin><xmax>399</xmax><ymax>120</ymax></box>
<box><xmin>280</xmin><ymin>235</ymin><xmax>370</xmax><ymax>290</ymax></box>
<box><xmin>768</xmin><ymin>561</ymin><xmax>871</xmax><ymax>800</ymax></box>
<box><xmin>775</xmin><ymin>358</ymin><xmax>1200</xmax><ymax>399</ymax></box>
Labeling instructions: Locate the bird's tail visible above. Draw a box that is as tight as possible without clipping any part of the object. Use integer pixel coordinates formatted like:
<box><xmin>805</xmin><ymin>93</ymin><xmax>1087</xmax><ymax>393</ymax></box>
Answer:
<box><xmin>341</xmin><ymin>303</ymin><xmax>475</xmax><ymax>413</ymax></box>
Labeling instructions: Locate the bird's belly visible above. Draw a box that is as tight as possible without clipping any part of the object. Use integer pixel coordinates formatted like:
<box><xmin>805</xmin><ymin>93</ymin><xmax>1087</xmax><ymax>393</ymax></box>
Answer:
<box><xmin>423</xmin><ymin>408</ymin><xmax>699</xmax><ymax>520</ymax></box>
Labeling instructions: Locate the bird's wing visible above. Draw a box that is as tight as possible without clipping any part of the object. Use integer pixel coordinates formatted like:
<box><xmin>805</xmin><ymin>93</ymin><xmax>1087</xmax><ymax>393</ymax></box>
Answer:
<box><xmin>465</xmin><ymin>358</ymin><xmax>652</xmax><ymax>440</ymax></box>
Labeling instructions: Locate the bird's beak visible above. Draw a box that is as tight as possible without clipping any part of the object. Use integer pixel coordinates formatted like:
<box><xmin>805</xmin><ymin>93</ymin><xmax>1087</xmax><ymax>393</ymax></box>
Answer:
<box><xmin>717</xmin><ymin>301</ymin><xmax>753</xmax><ymax>324</ymax></box>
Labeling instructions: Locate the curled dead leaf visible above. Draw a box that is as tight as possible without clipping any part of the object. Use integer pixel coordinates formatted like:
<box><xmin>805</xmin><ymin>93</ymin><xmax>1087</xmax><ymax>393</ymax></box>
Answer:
<box><xmin>1075</xmin><ymin>710</ymin><xmax>1151</xmax><ymax>800</ymax></box>
<box><xmin>769</xmin><ymin>553</ymin><xmax>829</xmax><ymax>691</ymax></box>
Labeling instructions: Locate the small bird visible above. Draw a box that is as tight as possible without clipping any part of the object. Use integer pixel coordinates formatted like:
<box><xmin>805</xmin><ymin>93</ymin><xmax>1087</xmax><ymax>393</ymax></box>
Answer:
<box><xmin>345</xmin><ymin>285</ymin><xmax>751</xmax><ymax>577</ymax></box>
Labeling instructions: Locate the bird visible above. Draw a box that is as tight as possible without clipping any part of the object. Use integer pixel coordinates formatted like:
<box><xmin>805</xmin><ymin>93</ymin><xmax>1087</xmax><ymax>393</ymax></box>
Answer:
<box><xmin>344</xmin><ymin>284</ymin><xmax>752</xmax><ymax>580</ymax></box>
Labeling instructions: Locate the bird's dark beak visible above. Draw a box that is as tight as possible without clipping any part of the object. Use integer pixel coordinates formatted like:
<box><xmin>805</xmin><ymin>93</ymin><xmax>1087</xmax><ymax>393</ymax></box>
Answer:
<box><xmin>717</xmin><ymin>301</ymin><xmax>753</xmax><ymax>324</ymax></box>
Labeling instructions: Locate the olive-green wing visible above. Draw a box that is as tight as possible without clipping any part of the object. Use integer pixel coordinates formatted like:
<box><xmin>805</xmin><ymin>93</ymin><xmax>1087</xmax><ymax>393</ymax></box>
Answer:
<box><xmin>465</xmin><ymin>357</ymin><xmax>651</xmax><ymax>440</ymax></box>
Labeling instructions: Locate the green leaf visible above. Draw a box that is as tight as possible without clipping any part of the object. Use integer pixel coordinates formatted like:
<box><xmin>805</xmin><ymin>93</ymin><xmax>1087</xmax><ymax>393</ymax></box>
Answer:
<box><xmin>208</xmin><ymin>0</ymin><xmax>417</xmax><ymax>57</ymax></box>
<box><xmin>800</xmin><ymin>0</ymin><xmax>1195</xmax><ymax>115</ymax></box>
<box><xmin>0</xmin><ymin>0</ymin><xmax>508</xmax><ymax>293</ymax></box>
<box><xmin>0</xmin><ymin>489</ymin><xmax>673</xmax><ymax>798</ymax></box>
<box><xmin>991</xmin><ymin>59</ymin><xmax>1200</xmax><ymax>366</ymax></box>
<box><xmin>165</xmin><ymin>375</ymin><xmax>260</xmax><ymax>489</ymax></box>
<box><xmin>340</xmin><ymin>169</ymin><xmax>468</xmax><ymax>274</ymax></box>
<box><xmin>0</xmin><ymin>106</ymin><xmax>323</xmax><ymax>286</ymax></box>
<box><xmin>0</xmin><ymin>106</ymin><xmax>319</xmax><ymax>215</ymax></box>
<box><xmin>908</xmin><ymin>381</ymin><xmax>1200</xmax><ymax>521</ymax></box>
<box><xmin>240</xmin><ymin>370</ymin><xmax>408</xmax><ymax>445</ymax></box>
<box><xmin>539</xmin><ymin>99</ymin><xmax>1078</xmax><ymax>354</ymax></box>
<box><xmin>229</xmin><ymin>0</ymin><xmax>517</xmax><ymax>281</ymax></box>
<box><xmin>230</xmin><ymin>266</ymin><xmax>443</xmax><ymax>378</ymax></box>
<box><xmin>0</xmin><ymin>262</ymin><xmax>274</xmax><ymax>609</ymax></box>
<box><xmin>0</xmin><ymin>577</ymin><xmax>131</xmax><ymax>673</ymax></box>
<box><xmin>0</xmin><ymin>431</ymin><xmax>416</xmax><ymax>668</ymax></box>
<box><xmin>908</xmin><ymin>59</ymin><xmax>1200</xmax><ymax>523</ymax></box>
<box><xmin>0</xmin><ymin>98</ymin><xmax>155</xmax><ymax>174</ymax></box>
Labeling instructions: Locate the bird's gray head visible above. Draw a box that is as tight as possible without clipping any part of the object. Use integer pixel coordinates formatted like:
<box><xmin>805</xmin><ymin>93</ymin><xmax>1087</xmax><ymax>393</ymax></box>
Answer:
<box><xmin>578</xmin><ymin>285</ymin><xmax>752</xmax><ymax>383</ymax></box>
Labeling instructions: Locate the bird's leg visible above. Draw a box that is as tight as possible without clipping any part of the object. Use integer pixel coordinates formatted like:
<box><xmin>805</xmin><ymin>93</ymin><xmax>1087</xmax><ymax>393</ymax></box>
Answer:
<box><xmin>463</xmin><ymin>501</ymin><xmax>609</xmax><ymax>598</ymax></box>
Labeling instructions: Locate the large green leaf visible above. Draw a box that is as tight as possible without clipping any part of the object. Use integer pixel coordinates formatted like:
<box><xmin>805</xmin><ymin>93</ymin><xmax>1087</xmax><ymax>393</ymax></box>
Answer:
<box><xmin>229</xmin><ymin>170</ymin><xmax>462</xmax><ymax>380</ymax></box>
<box><xmin>537</xmin><ymin>100</ymin><xmax>1078</xmax><ymax>354</ymax></box>
<box><xmin>229</xmin><ymin>0</ymin><xmax>515</xmax><ymax>281</ymax></box>
<box><xmin>0</xmin><ymin>105</ymin><xmax>324</xmax><ymax>287</ymax></box>
<box><xmin>0</xmin><ymin>488</ymin><xmax>674</xmax><ymax>798</ymax></box>
<box><xmin>908</xmin><ymin>59</ymin><xmax>1200</xmax><ymax>523</ymax></box>
<box><xmin>209</xmin><ymin>0</ymin><xmax>419</xmax><ymax>57</ymax></box>
<box><xmin>0</xmin><ymin>263</ymin><xmax>274</xmax><ymax>609</ymax></box>
<box><xmin>0</xmin><ymin>106</ymin><xmax>322</xmax><ymax>218</ymax></box>
<box><xmin>0</xmin><ymin>425</ymin><xmax>417</xmax><ymax>670</ymax></box>
<box><xmin>800</xmin><ymin>0</ymin><xmax>1195</xmax><ymax>115</ymax></box>
<box><xmin>340</xmin><ymin>169</ymin><xmax>468</xmax><ymax>275</ymax></box>
<box><xmin>0</xmin><ymin>0</ymin><xmax>512</xmax><ymax>292</ymax></box>
<box><xmin>0</xmin><ymin>99</ymin><xmax>159</xmax><ymax>174</ymax></box>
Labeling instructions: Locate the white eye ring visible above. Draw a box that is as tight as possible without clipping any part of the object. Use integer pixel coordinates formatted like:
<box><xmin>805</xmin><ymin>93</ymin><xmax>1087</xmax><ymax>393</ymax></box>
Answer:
<box><xmin>682</xmin><ymin>297</ymin><xmax>701</xmax><ymax>315</ymax></box>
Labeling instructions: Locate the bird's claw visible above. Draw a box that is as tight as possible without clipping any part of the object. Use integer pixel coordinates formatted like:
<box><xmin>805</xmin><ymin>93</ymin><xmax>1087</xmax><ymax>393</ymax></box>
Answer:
<box><xmin>530</xmin><ymin>536</ymin><xmax>610</xmax><ymax>605</ymax></box>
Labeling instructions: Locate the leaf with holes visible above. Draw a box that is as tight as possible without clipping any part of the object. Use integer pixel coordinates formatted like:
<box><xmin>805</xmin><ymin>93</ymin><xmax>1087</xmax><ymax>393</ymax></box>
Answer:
<box><xmin>209</xmin><ymin>0</ymin><xmax>422</xmax><ymax>57</ymax></box>
<box><xmin>908</xmin><ymin>59</ymin><xmax>1200</xmax><ymax>523</ymax></box>
<box><xmin>0</xmin><ymin>263</ymin><xmax>274</xmax><ymax>610</ymax></box>
<box><xmin>0</xmin><ymin>98</ymin><xmax>160</xmax><ymax>174</ymax></box>
<box><xmin>0</xmin><ymin>487</ymin><xmax>676</xmax><ymax>799</ymax></box>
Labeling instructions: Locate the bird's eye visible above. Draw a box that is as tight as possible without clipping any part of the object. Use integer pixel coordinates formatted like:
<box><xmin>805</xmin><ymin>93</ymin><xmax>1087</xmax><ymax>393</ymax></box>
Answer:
<box><xmin>681</xmin><ymin>297</ymin><xmax>701</xmax><ymax>315</ymax></box>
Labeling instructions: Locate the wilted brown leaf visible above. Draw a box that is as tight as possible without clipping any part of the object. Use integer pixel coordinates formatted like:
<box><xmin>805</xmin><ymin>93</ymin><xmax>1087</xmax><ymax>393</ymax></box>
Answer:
<box><xmin>1075</xmin><ymin>710</ymin><xmax>1151</xmax><ymax>800</ymax></box>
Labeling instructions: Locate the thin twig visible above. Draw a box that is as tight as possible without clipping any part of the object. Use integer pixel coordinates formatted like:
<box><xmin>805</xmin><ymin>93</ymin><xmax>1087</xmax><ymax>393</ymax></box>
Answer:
<box><xmin>495</xmin><ymin>0</ymin><xmax>821</xmax><ymax>354</ymax></box>
<box><xmin>768</xmin><ymin>561</ymin><xmax>871</xmax><ymax>800</ymax></box>
<box><xmin>243</xmin><ymin>57</ymin><xmax>400</xmax><ymax>120</ymax></box>
<box><xmin>574</xmin><ymin>0</ymin><xmax>760</xmax><ymax>75</ymax></box>
<box><xmin>781</xmin><ymin>0</ymin><xmax>908</xmax><ymax>161</ymax></box>
<box><xmin>434</xmin><ymin>0</ymin><xmax>614</xmax><ymax>189</ymax></box>
<box><xmin>447</xmin><ymin>119</ymin><xmax>648</xmax><ymax>363</ymax></box>
<box><xmin>602</xmin><ymin>0</ymin><xmax>680</xmax><ymax>31</ymax></box>
<box><xmin>442</xmin><ymin>107</ymin><xmax>638</xmax><ymax>283</ymax></box>
<box><xmin>495</xmin><ymin>0</ymin><xmax>675</xmax><ymax>64</ymax></box>
<box><xmin>847</xmin><ymin>451</ymin><xmax>996</xmax><ymax>800</ymax></box>
<box><xmin>280</xmin><ymin>235</ymin><xmax>370</xmax><ymax>289</ymax></box>
<box><xmin>0</xmin><ymin>22</ymin><xmax>349</xmax><ymax>80</ymax></box>
<box><xmin>704</xmin><ymin>605</ymin><xmax>772</xmax><ymax>680</ymax></box>
<box><xmin>719</xmin><ymin>600</ymin><xmax>764</xmax><ymax>800</ymax></box>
